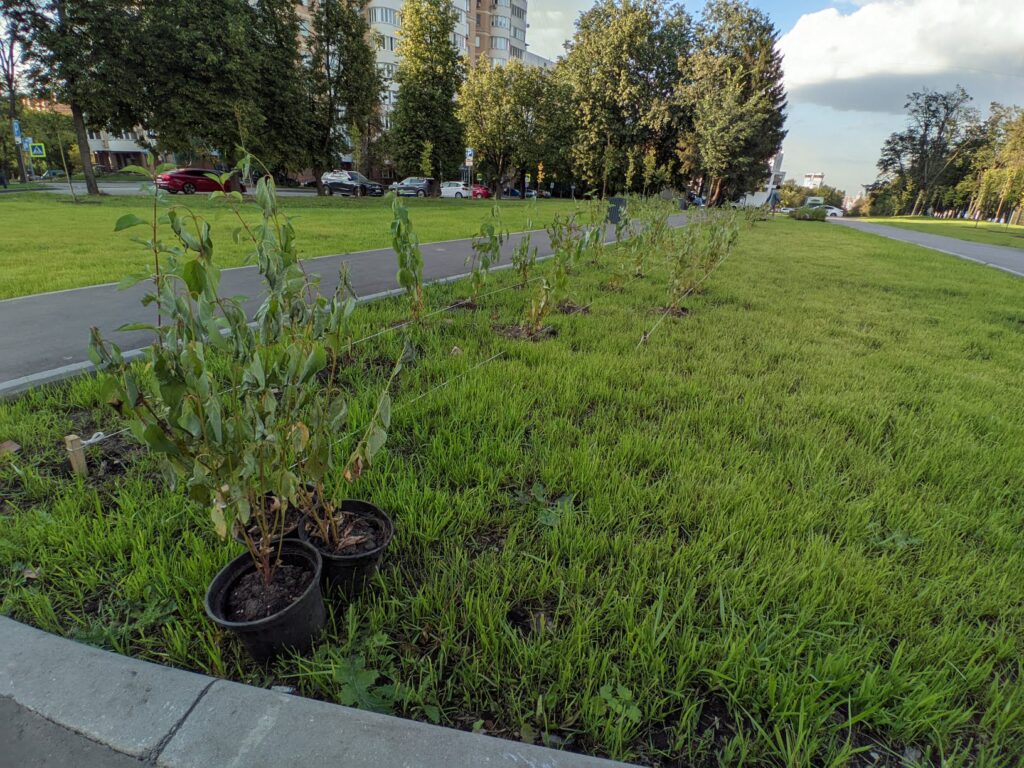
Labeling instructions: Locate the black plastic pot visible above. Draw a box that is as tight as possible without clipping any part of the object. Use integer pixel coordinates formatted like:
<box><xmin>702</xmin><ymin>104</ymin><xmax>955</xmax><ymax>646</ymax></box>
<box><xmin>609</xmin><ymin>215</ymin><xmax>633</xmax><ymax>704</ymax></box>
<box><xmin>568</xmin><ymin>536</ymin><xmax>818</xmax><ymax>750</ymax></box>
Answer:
<box><xmin>298</xmin><ymin>500</ymin><xmax>394</xmax><ymax>597</ymax></box>
<box><xmin>205</xmin><ymin>539</ymin><xmax>326</xmax><ymax>663</ymax></box>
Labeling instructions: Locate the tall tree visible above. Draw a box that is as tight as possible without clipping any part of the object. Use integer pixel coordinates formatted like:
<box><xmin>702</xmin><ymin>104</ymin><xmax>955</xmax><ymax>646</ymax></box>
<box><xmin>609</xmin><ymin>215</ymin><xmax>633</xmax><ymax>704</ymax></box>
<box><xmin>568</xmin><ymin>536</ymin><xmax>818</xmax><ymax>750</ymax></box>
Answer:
<box><xmin>559</xmin><ymin>0</ymin><xmax>691</xmax><ymax>196</ymax></box>
<box><xmin>688</xmin><ymin>0</ymin><xmax>786</xmax><ymax>205</ymax></box>
<box><xmin>304</xmin><ymin>0</ymin><xmax>380</xmax><ymax>194</ymax></box>
<box><xmin>249</xmin><ymin>0</ymin><xmax>307</xmax><ymax>175</ymax></box>
<box><xmin>875</xmin><ymin>86</ymin><xmax>979</xmax><ymax>215</ymax></box>
<box><xmin>140</xmin><ymin>0</ymin><xmax>259</xmax><ymax>162</ymax></box>
<box><xmin>22</xmin><ymin>0</ymin><xmax>142</xmax><ymax>194</ymax></box>
<box><xmin>389</xmin><ymin>0</ymin><xmax>464</xmax><ymax>182</ymax></box>
<box><xmin>457</xmin><ymin>59</ymin><xmax>547</xmax><ymax>198</ymax></box>
<box><xmin>0</xmin><ymin>1</ymin><xmax>29</xmax><ymax>182</ymax></box>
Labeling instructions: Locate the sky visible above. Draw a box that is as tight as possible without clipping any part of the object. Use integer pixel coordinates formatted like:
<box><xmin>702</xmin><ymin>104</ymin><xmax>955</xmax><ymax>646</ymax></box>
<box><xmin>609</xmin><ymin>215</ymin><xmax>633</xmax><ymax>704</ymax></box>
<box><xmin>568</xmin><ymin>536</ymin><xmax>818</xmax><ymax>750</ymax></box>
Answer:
<box><xmin>527</xmin><ymin>0</ymin><xmax>1024</xmax><ymax>196</ymax></box>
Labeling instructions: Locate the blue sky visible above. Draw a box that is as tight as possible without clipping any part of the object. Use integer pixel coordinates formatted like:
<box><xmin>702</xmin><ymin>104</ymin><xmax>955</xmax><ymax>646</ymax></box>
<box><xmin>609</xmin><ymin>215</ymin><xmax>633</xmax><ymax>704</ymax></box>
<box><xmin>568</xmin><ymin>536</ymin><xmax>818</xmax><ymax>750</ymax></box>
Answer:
<box><xmin>528</xmin><ymin>0</ymin><xmax>1024</xmax><ymax>196</ymax></box>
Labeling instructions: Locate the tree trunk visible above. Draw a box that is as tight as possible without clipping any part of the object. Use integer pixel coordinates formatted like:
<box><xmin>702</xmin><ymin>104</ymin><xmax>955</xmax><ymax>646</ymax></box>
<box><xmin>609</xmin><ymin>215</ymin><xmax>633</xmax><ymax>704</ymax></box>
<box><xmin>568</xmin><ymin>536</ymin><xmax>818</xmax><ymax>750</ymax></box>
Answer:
<box><xmin>71</xmin><ymin>102</ymin><xmax>99</xmax><ymax>195</ymax></box>
<box><xmin>7</xmin><ymin>89</ymin><xmax>27</xmax><ymax>183</ymax></box>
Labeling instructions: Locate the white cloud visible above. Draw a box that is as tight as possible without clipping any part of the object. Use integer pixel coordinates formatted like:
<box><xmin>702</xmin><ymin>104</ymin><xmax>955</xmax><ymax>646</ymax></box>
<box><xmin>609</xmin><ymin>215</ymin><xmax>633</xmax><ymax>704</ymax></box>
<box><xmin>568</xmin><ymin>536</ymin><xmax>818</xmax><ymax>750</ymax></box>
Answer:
<box><xmin>779</xmin><ymin>0</ymin><xmax>1024</xmax><ymax>113</ymax></box>
<box><xmin>527</xmin><ymin>1</ymin><xmax>592</xmax><ymax>62</ymax></box>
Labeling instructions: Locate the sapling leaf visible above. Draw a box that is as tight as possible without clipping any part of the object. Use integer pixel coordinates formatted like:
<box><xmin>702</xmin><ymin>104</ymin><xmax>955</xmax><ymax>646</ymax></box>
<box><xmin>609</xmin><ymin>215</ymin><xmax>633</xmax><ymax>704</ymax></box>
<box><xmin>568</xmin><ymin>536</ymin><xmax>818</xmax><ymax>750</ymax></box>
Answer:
<box><xmin>299</xmin><ymin>345</ymin><xmax>327</xmax><ymax>384</ymax></box>
<box><xmin>366</xmin><ymin>425</ymin><xmax>387</xmax><ymax>460</ymax></box>
<box><xmin>115</xmin><ymin>213</ymin><xmax>149</xmax><ymax>232</ymax></box>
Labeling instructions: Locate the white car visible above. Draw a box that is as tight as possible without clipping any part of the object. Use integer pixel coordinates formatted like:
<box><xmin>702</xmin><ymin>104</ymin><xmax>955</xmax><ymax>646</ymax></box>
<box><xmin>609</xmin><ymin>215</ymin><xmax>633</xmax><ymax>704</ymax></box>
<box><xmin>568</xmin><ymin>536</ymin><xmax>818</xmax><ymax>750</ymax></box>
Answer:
<box><xmin>822</xmin><ymin>205</ymin><xmax>844</xmax><ymax>218</ymax></box>
<box><xmin>320</xmin><ymin>169</ymin><xmax>348</xmax><ymax>185</ymax></box>
<box><xmin>440</xmin><ymin>181</ymin><xmax>471</xmax><ymax>199</ymax></box>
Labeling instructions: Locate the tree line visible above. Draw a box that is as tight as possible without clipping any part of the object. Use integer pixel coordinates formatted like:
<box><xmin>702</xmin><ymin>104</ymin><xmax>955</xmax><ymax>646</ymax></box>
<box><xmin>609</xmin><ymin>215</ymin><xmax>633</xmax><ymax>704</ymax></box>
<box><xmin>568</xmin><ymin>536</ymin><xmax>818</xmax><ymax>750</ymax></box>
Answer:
<box><xmin>1</xmin><ymin>0</ymin><xmax>786</xmax><ymax>202</ymax></box>
<box><xmin>867</xmin><ymin>85</ymin><xmax>1024</xmax><ymax>222</ymax></box>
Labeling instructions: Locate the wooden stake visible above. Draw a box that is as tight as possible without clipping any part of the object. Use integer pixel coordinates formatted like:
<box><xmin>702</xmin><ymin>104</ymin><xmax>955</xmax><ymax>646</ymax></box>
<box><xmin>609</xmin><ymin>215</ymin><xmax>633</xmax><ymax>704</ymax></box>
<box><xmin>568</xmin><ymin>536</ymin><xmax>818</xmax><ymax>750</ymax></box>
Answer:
<box><xmin>65</xmin><ymin>434</ymin><xmax>88</xmax><ymax>478</ymax></box>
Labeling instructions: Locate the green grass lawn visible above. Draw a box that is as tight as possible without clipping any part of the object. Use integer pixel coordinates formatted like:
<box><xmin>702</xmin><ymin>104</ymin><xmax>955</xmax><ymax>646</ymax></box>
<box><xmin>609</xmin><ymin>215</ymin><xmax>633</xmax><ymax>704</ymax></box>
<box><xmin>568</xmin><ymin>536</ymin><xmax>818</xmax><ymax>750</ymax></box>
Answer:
<box><xmin>0</xmin><ymin>192</ymin><xmax>576</xmax><ymax>300</ymax></box>
<box><xmin>863</xmin><ymin>215</ymin><xmax>1024</xmax><ymax>250</ymax></box>
<box><xmin>2</xmin><ymin>218</ymin><xmax>1023</xmax><ymax>765</ymax></box>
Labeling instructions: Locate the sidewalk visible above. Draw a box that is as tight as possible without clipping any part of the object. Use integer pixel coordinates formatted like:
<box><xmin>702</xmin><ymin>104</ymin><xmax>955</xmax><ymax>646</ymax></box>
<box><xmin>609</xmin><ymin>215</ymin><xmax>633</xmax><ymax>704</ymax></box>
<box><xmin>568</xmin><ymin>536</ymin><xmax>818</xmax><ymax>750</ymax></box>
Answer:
<box><xmin>831</xmin><ymin>219</ymin><xmax>1024</xmax><ymax>277</ymax></box>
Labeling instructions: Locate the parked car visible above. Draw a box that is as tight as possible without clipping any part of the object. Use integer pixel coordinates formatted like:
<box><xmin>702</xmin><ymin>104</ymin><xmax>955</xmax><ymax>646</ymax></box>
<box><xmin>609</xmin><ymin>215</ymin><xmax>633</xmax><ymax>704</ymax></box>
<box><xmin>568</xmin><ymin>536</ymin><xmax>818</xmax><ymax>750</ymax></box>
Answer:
<box><xmin>778</xmin><ymin>206</ymin><xmax>794</xmax><ymax>214</ymax></box>
<box><xmin>440</xmin><ymin>181</ymin><xmax>471</xmax><ymax>198</ymax></box>
<box><xmin>394</xmin><ymin>177</ymin><xmax>435</xmax><ymax>197</ymax></box>
<box><xmin>320</xmin><ymin>170</ymin><xmax>348</xmax><ymax>186</ymax></box>
<box><xmin>502</xmin><ymin>188</ymin><xmax>522</xmax><ymax>199</ymax></box>
<box><xmin>40</xmin><ymin>169</ymin><xmax>65</xmax><ymax>180</ymax></box>
<box><xmin>325</xmin><ymin>170</ymin><xmax>384</xmax><ymax>197</ymax></box>
<box><xmin>471</xmin><ymin>183</ymin><xmax>490</xmax><ymax>199</ymax></box>
<box><xmin>812</xmin><ymin>204</ymin><xmax>844</xmax><ymax>217</ymax></box>
<box><xmin>157</xmin><ymin>168</ymin><xmax>241</xmax><ymax>195</ymax></box>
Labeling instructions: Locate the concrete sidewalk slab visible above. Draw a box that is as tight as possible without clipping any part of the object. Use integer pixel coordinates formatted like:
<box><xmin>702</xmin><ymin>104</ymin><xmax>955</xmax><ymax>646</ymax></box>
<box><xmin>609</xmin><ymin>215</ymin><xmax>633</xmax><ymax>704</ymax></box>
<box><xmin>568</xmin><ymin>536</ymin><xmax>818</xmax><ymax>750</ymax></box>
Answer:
<box><xmin>831</xmin><ymin>219</ymin><xmax>1024</xmax><ymax>277</ymax></box>
<box><xmin>0</xmin><ymin>617</ymin><xmax>212</xmax><ymax>758</ymax></box>
<box><xmin>159</xmin><ymin>679</ymin><xmax>626</xmax><ymax>768</ymax></box>
<box><xmin>0</xmin><ymin>617</ymin><xmax>632</xmax><ymax>768</ymax></box>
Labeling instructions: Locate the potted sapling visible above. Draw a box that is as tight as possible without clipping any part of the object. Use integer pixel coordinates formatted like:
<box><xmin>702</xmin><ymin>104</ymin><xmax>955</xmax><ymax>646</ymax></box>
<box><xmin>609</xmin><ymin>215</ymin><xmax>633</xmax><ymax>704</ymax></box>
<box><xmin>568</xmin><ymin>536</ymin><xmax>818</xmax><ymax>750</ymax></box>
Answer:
<box><xmin>297</xmin><ymin>356</ymin><xmax>404</xmax><ymax>595</ymax></box>
<box><xmin>89</xmin><ymin>158</ymin><xmax>362</xmax><ymax>662</ymax></box>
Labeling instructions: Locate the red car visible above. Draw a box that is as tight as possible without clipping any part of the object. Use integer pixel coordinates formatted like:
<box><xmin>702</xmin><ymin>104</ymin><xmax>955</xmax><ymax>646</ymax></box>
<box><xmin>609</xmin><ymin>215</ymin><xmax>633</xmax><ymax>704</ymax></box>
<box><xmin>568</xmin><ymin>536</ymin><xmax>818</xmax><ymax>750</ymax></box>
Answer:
<box><xmin>156</xmin><ymin>168</ymin><xmax>242</xmax><ymax>195</ymax></box>
<box><xmin>471</xmin><ymin>183</ymin><xmax>491</xmax><ymax>199</ymax></box>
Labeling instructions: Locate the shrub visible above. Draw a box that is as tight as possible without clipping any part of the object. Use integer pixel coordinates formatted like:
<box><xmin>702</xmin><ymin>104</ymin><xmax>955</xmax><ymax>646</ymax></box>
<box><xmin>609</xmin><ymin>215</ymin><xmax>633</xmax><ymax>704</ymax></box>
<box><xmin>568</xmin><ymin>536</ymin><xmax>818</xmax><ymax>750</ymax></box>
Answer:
<box><xmin>89</xmin><ymin>158</ymin><xmax>395</xmax><ymax>585</ymax></box>
<box><xmin>790</xmin><ymin>206</ymin><xmax>827</xmax><ymax>222</ymax></box>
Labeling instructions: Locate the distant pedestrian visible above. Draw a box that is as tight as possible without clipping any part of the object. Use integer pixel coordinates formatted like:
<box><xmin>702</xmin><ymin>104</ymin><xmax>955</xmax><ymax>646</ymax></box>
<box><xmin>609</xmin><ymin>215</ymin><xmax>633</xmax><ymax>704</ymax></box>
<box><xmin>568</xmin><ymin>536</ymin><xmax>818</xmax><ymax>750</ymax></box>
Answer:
<box><xmin>0</xmin><ymin>169</ymin><xmax>7</xmax><ymax>189</ymax></box>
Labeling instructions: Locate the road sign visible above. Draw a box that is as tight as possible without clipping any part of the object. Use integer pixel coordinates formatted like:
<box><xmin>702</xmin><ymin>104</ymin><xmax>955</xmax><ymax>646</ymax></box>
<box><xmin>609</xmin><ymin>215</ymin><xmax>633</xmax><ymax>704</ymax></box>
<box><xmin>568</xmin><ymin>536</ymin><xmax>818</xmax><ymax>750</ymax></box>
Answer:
<box><xmin>22</xmin><ymin>137</ymin><xmax>31</xmax><ymax>152</ymax></box>
<box><xmin>12</xmin><ymin>119</ymin><xmax>20</xmax><ymax>141</ymax></box>
<box><xmin>525</xmin><ymin>173</ymin><xmax>531</xmax><ymax>184</ymax></box>
<box><xmin>465</xmin><ymin>147</ymin><xmax>474</xmax><ymax>167</ymax></box>
<box><xmin>29</xmin><ymin>142</ymin><xmax>46</xmax><ymax>159</ymax></box>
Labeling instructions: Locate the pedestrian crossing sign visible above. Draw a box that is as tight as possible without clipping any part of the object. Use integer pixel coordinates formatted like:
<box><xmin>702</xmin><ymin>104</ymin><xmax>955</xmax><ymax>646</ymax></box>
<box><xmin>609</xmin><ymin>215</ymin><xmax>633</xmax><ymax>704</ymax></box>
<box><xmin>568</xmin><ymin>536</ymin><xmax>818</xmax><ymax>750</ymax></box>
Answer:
<box><xmin>29</xmin><ymin>143</ymin><xmax>46</xmax><ymax>158</ymax></box>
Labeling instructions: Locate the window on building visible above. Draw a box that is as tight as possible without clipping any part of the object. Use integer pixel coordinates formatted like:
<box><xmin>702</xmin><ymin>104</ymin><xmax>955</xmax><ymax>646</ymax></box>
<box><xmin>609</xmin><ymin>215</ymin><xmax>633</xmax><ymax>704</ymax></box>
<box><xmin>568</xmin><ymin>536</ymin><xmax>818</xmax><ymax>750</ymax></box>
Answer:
<box><xmin>511</xmin><ymin>46</ymin><xmax>523</xmax><ymax>59</ymax></box>
<box><xmin>491</xmin><ymin>35</ymin><xmax>508</xmax><ymax>50</ymax></box>
<box><xmin>512</xmin><ymin>26</ymin><xmax>525</xmax><ymax>41</ymax></box>
<box><xmin>491</xmin><ymin>15</ymin><xmax>510</xmax><ymax>28</ymax></box>
<box><xmin>368</xmin><ymin>7</ymin><xmax>399</xmax><ymax>26</ymax></box>
<box><xmin>378</xmin><ymin>35</ymin><xmax>397</xmax><ymax>51</ymax></box>
<box><xmin>511</xmin><ymin>4</ymin><xmax>526</xmax><ymax>20</ymax></box>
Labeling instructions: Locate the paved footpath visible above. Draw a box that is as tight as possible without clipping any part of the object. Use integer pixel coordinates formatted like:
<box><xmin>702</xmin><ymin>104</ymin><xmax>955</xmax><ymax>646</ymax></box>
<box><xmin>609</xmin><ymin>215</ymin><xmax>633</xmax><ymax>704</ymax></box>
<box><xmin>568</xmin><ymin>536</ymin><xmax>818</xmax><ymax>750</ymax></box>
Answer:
<box><xmin>1</xmin><ymin>217</ymin><xmax>682</xmax><ymax>397</ymax></box>
<box><xmin>832</xmin><ymin>218</ymin><xmax>1024</xmax><ymax>277</ymax></box>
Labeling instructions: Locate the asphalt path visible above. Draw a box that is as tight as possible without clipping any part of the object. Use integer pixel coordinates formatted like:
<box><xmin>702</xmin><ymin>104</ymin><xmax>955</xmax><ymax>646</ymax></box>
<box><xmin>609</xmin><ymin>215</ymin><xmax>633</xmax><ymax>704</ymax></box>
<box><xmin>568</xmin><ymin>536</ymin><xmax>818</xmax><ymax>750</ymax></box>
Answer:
<box><xmin>0</xmin><ymin>217</ymin><xmax>683</xmax><ymax>395</ymax></box>
<box><xmin>831</xmin><ymin>218</ymin><xmax>1024</xmax><ymax>277</ymax></box>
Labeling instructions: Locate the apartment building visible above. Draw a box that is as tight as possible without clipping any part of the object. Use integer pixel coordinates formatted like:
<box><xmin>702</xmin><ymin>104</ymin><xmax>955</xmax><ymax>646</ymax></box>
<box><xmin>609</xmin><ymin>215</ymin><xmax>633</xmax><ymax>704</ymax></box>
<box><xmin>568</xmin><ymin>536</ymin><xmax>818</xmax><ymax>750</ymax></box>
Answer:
<box><xmin>367</xmin><ymin>0</ymin><xmax>472</xmax><ymax>130</ymax></box>
<box><xmin>470</xmin><ymin>0</ymin><xmax>529</xmax><ymax>66</ymax></box>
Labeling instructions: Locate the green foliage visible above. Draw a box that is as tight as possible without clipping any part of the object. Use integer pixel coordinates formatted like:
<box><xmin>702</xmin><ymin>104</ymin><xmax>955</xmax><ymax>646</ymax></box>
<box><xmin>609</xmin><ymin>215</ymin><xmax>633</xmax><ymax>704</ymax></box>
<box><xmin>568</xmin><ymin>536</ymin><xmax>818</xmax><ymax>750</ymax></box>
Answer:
<box><xmin>418</xmin><ymin>140</ymin><xmax>434</xmax><ymax>180</ymax></box>
<box><xmin>389</xmin><ymin>194</ymin><xmax>425</xmax><ymax>320</ymax></box>
<box><xmin>511</xmin><ymin>202</ymin><xmax>539</xmax><ymax>286</ymax></box>
<box><xmin>545</xmin><ymin>212</ymin><xmax>587</xmax><ymax>305</ymax></box>
<box><xmin>777</xmin><ymin>179</ymin><xmax>846</xmax><ymax>209</ymax></box>
<box><xmin>790</xmin><ymin>205</ymin><xmax>827</xmax><ymax>222</ymax></box>
<box><xmin>88</xmin><ymin>156</ymin><xmax>388</xmax><ymax>583</ymax></box>
<box><xmin>389</xmin><ymin>0</ymin><xmax>464</xmax><ymax>179</ymax></box>
<box><xmin>458</xmin><ymin>59</ymin><xmax>550</xmax><ymax>197</ymax></box>
<box><xmin>304</xmin><ymin>0</ymin><xmax>381</xmax><ymax>186</ymax></box>
<box><xmin>526</xmin><ymin>279</ymin><xmax>552</xmax><ymax>336</ymax></box>
<box><xmin>559</xmin><ymin>0</ymin><xmax>691</xmax><ymax>194</ymax></box>
<box><xmin>468</xmin><ymin>203</ymin><xmax>505</xmax><ymax>303</ymax></box>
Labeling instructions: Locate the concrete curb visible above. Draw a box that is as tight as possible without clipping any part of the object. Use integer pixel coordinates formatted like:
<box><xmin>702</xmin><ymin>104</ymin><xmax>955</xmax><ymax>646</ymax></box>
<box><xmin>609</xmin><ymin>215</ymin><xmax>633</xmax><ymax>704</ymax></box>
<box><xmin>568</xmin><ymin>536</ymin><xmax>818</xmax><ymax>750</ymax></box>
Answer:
<box><xmin>0</xmin><ymin>616</ymin><xmax>631</xmax><ymax>767</ymax></box>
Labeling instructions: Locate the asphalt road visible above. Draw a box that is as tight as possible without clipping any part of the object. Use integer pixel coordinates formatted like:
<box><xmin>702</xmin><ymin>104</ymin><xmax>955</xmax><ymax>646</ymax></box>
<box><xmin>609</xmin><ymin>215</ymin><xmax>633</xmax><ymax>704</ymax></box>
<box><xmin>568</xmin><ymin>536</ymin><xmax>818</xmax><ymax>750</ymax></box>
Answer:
<box><xmin>0</xmin><ymin>697</ymin><xmax>143</xmax><ymax>768</ymax></box>
<box><xmin>39</xmin><ymin>181</ymin><xmax>317</xmax><ymax>198</ymax></box>
<box><xmin>832</xmin><ymin>218</ymin><xmax>1024</xmax><ymax>277</ymax></box>
<box><xmin>1</xmin><ymin>218</ymin><xmax>678</xmax><ymax>395</ymax></box>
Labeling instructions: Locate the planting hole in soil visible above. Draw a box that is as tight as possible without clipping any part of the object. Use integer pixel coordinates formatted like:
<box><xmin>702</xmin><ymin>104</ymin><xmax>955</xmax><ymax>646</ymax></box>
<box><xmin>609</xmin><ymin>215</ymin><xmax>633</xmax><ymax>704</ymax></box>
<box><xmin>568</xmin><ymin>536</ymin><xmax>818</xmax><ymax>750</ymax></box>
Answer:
<box><xmin>226</xmin><ymin>563</ymin><xmax>314</xmax><ymax>622</ymax></box>
<box><xmin>557</xmin><ymin>300</ymin><xmax>590</xmax><ymax>315</ymax></box>
<box><xmin>495</xmin><ymin>324</ymin><xmax>558</xmax><ymax>341</ymax></box>
<box><xmin>655</xmin><ymin>306</ymin><xmax>690</xmax><ymax>318</ymax></box>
